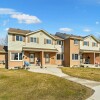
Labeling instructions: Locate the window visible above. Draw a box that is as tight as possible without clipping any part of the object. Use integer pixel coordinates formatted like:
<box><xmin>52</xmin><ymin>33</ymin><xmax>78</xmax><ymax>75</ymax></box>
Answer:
<box><xmin>46</xmin><ymin>39</ymin><xmax>51</xmax><ymax>44</ymax></box>
<box><xmin>11</xmin><ymin>53</ymin><xmax>22</xmax><ymax>61</ymax></box>
<box><xmin>74</xmin><ymin>39</ymin><xmax>79</xmax><ymax>45</ymax></box>
<box><xmin>57</xmin><ymin>54</ymin><xmax>64</xmax><ymax>60</ymax></box>
<box><xmin>30</xmin><ymin>37</ymin><xmax>37</xmax><ymax>43</ymax></box>
<box><xmin>83</xmin><ymin>41</ymin><xmax>89</xmax><ymax>46</ymax></box>
<box><xmin>16</xmin><ymin>35</ymin><xmax>23</xmax><ymax>41</ymax></box>
<box><xmin>72</xmin><ymin>54</ymin><xmax>79</xmax><ymax>60</ymax></box>
<box><xmin>57</xmin><ymin>40</ymin><xmax>62</xmax><ymax>45</ymax></box>
<box><xmin>57</xmin><ymin>54</ymin><xmax>60</xmax><ymax>60</ymax></box>
<box><xmin>19</xmin><ymin>53</ymin><xmax>22</xmax><ymax>60</ymax></box>
<box><xmin>11</xmin><ymin>53</ymin><xmax>18</xmax><ymax>60</ymax></box>
<box><xmin>92</xmin><ymin>42</ymin><xmax>98</xmax><ymax>47</ymax></box>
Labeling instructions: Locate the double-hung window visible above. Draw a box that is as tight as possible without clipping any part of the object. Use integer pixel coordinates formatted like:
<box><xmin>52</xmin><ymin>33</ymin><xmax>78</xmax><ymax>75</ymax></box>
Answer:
<box><xmin>46</xmin><ymin>39</ymin><xmax>51</xmax><ymax>44</ymax></box>
<box><xmin>92</xmin><ymin>42</ymin><xmax>98</xmax><ymax>47</ymax></box>
<box><xmin>57</xmin><ymin>40</ymin><xmax>62</xmax><ymax>45</ymax></box>
<box><xmin>72</xmin><ymin>54</ymin><xmax>79</xmax><ymax>60</ymax></box>
<box><xmin>74</xmin><ymin>39</ymin><xmax>79</xmax><ymax>45</ymax></box>
<box><xmin>83</xmin><ymin>41</ymin><xmax>89</xmax><ymax>46</ymax></box>
<box><xmin>30</xmin><ymin>37</ymin><xmax>37</xmax><ymax>43</ymax></box>
<box><xmin>16</xmin><ymin>35</ymin><xmax>23</xmax><ymax>41</ymax></box>
<box><xmin>11</xmin><ymin>53</ymin><xmax>22</xmax><ymax>61</ymax></box>
<box><xmin>56</xmin><ymin>54</ymin><xmax>64</xmax><ymax>60</ymax></box>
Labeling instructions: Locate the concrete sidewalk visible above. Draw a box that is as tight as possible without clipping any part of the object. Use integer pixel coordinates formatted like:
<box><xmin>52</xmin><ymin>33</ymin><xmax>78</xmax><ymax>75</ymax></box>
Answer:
<box><xmin>28</xmin><ymin>66</ymin><xmax>100</xmax><ymax>100</ymax></box>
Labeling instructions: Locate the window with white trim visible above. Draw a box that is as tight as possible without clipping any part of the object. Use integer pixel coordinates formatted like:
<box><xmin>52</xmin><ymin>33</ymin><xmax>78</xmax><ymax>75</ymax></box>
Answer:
<box><xmin>46</xmin><ymin>39</ymin><xmax>51</xmax><ymax>44</ymax></box>
<box><xmin>83</xmin><ymin>41</ymin><xmax>89</xmax><ymax>46</ymax></box>
<box><xmin>16</xmin><ymin>35</ymin><xmax>23</xmax><ymax>41</ymax></box>
<box><xmin>92</xmin><ymin>42</ymin><xmax>98</xmax><ymax>47</ymax></box>
<box><xmin>11</xmin><ymin>53</ymin><xmax>22</xmax><ymax>61</ymax></box>
<box><xmin>57</xmin><ymin>54</ymin><xmax>64</xmax><ymax>60</ymax></box>
<box><xmin>57</xmin><ymin>40</ymin><xmax>62</xmax><ymax>45</ymax></box>
<box><xmin>74</xmin><ymin>39</ymin><xmax>79</xmax><ymax>45</ymax></box>
<box><xmin>30</xmin><ymin>37</ymin><xmax>37</xmax><ymax>43</ymax></box>
<box><xmin>72</xmin><ymin>54</ymin><xmax>78</xmax><ymax>60</ymax></box>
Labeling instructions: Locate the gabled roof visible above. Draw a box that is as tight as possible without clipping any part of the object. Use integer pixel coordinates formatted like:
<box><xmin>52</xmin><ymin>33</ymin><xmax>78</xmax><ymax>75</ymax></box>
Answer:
<box><xmin>8</xmin><ymin>28</ymin><xmax>55</xmax><ymax>40</ymax></box>
<box><xmin>0</xmin><ymin>45</ymin><xmax>8</xmax><ymax>53</ymax></box>
<box><xmin>55</xmin><ymin>32</ymin><xmax>82</xmax><ymax>40</ymax></box>
<box><xmin>83</xmin><ymin>35</ymin><xmax>100</xmax><ymax>43</ymax></box>
<box><xmin>26</xmin><ymin>29</ymin><xmax>55</xmax><ymax>40</ymax></box>
<box><xmin>50</xmin><ymin>34</ymin><xmax>64</xmax><ymax>40</ymax></box>
<box><xmin>8</xmin><ymin>28</ymin><xmax>32</xmax><ymax>36</ymax></box>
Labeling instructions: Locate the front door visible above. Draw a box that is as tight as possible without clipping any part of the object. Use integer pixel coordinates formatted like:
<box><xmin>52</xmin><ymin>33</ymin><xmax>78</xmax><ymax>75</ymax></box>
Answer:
<box><xmin>30</xmin><ymin>54</ymin><xmax>35</xmax><ymax>64</ymax></box>
<box><xmin>45</xmin><ymin>54</ymin><xmax>50</xmax><ymax>63</ymax></box>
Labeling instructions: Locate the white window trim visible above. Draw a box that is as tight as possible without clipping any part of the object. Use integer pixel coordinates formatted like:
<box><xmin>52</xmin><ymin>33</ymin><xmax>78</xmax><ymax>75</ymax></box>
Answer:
<box><xmin>10</xmin><ymin>52</ymin><xmax>23</xmax><ymax>61</ymax></box>
<box><xmin>56</xmin><ymin>53</ymin><xmax>64</xmax><ymax>61</ymax></box>
<box><xmin>83</xmin><ymin>41</ymin><xmax>88</xmax><ymax>46</ymax></box>
<box><xmin>93</xmin><ymin>42</ymin><xmax>98</xmax><ymax>47</ymax></box>
<box><xmin>46</xmin><ymin>39</ymin><xmax>52</xmax><ymax>44</ymax></box>
<box><xmin>57</xmin><ymin>40</ymin><xmax>62</xmax><ymax>45</ymax></box>
<box><xmin>72</xmin><ymin>54</ymin><xmax>79</xmax><ymax>61</ymax></box>
<box><xmin>74</xmin><ymin>44</ymin><xmax>78</xmax><ymax>45</ymax></box>
<box><xmin>16</xmin><ymin>35</ymin><xmax>23</xmax><ymax>41</ymax></box>
<box><xmin>74</xmin><ymin>40</ymin><xmax>79</xmax><ymax>45</ymax></box>
<box><xmin>30</xmin><ymin>37</ymin><xmax>37</xmax><ymax>43</ymax></box>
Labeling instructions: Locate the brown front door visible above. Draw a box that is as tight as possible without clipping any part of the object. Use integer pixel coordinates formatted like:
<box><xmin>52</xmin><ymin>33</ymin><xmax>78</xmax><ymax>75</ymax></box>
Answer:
<box><xmin>29</xmin><ymin>54</ymin><xmax>35</xmax><ymax>64</ymax></box>
<box><xmin>45</xmin><ymin>54</ymin><xmax>50</xmax><ymax>63</ymax></box>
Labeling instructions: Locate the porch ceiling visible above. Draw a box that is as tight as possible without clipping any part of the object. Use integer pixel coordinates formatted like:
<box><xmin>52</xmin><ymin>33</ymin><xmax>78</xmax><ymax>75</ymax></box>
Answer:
<box><xmin>22</xmin><ymin>47</ymin><xmax>58</xmax><ymax>52</ymax></box>
<box><xmin>80</xmin><ymin>49</ymin><xmax>100</xmax><ymax>53</ymax></box>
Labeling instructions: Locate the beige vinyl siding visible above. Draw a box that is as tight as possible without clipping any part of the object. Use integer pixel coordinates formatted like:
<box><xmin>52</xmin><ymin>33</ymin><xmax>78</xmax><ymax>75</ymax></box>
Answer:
<box><xmin>80</xmin><ymin>36</ymin><xmax>99</xmax><ymax>51</ymax></box>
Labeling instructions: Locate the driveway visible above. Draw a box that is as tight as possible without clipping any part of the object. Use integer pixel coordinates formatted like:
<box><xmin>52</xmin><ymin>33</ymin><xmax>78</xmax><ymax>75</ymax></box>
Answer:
<box><xmin>28</xmin><ymin>66</ymin><xmax>100</xmax><ymax>100</ymax></box>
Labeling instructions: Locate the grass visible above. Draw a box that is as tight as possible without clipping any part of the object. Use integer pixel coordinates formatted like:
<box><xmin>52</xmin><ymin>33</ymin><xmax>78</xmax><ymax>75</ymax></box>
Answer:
<box><xmin>61</xmin><ymin>67</ymin><xmax>100</xmax><ymax>82</ymax></box>
<box><xmin>0</xmin><ymin>69</ymin><xmax>93</xmax><ymax>100</ymax></box>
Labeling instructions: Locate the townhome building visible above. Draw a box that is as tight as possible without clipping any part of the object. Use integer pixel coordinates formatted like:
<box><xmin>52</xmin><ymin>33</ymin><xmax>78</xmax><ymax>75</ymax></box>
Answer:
<box><xmin>8</xmin><ymin>28</ymin><xmax>64</xmax><ymax>69</ymax></box>
<box><xmin>2</xmin><ymin>28</ymin><xmax>99</xmax><ymax>69</ymax></box>
<box><xmin>56</xmin><ymin>32</ymin><xmax>100</xmax><ymax>67</ymax></box>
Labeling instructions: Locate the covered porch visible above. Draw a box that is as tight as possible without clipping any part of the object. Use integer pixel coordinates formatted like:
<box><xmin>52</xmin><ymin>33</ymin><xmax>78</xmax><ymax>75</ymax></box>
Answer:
<box><xmin>80</xmin><ymin>50</ymin><xmax>100</xmax><ymax>67</ymax></box>
<box><xmin>22</xmin><ymin>47</ymin><xmax>58</xmax><ymax>67</ymax></box>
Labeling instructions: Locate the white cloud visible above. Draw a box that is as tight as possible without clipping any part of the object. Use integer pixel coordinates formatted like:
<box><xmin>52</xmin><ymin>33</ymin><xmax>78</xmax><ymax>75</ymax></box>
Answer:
<box><xmin>0</xmin><ymin>8</ymin><xmax>41</xmax><ymax>24</ymax></box>
<box><xmin>59</xmin><ymin>28</ymin><xmax>73</xmax><ymax>32</ymax></box>
<box><xmin>0</xmin><ymin>8</ymin><xmax>18</xmax><ymax>15</ymax></box>
<box><xmin>11</xmin><ymin>14</ymin><xmax>41</xmax><ymax>24</ymax></box>
<box><xmin>83</xmin><ymin>28</ymin><xmax>91</xmax><ymax>32</ymax></box>
<box><xmin>5</xmin><ymin>28</ymin><xmax>9</xmax><ymax>31</ymax></box>
<box><xmin>96</xmin><ymin>21</ymin><xmax>99</xmax><ymax>25</ymax></box>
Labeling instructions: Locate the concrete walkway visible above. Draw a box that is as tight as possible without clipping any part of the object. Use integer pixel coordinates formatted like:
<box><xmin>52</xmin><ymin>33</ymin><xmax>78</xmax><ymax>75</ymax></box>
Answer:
<box><xmin>28</xmin><ymin>66</ymin><xmax>100</xmax><ymax>100</ymax></box>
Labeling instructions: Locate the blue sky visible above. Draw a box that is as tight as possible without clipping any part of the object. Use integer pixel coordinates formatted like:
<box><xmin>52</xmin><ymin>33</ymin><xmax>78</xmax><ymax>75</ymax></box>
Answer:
<box><xmin>0</xmin><ymin>0</ymin><xmax>100</xmax><ymax>38</ymax></box>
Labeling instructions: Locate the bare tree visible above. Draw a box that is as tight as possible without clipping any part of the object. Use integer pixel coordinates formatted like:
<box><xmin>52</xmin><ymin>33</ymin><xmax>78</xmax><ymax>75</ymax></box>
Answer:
<box><xmin>0</xmin><ymin>34</ymin><xmax>8</xmax><ymax>46</ymax></box>
<box><xmin>4</xmin><ymin>34</ymin><xmax>8</xmax><ymax>46</ymax></box>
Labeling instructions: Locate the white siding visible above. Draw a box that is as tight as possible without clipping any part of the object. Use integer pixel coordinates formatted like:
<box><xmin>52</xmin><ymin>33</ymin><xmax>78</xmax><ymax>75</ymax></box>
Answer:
<box><xmin>8</xmin><ymin>34</ymin><xmax>25</xmax><ymax>51</ymax></box>
<box><xmin>80</xmin><ymin>36</ymin><xmax>99</xmax><ymax>51</ymax></box>
<box><xmin>55</xmin><ymin>44</ymin><xmax>64</xmax><ymax>53</ymax></box>
<box><xmin>25</xmin><ymin>31</ymin><xmax>55</xmax><ymax>49</ymax></box>
<box><xmin>8</xmin><ymin>31</ymin><xmax>64</xmax><ymax>53</ymax></box>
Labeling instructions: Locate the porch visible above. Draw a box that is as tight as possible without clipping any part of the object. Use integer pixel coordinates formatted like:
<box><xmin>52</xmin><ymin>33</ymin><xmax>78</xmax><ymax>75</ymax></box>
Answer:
<box><xmin>80</xmin><ymin>50</ymin><xmax>100</xmax><ymax>67</ymax></box>
<box><xmin>23</xmin><ymin>47</ymin><xmax>58</xmax><ymax>67</ymax></box>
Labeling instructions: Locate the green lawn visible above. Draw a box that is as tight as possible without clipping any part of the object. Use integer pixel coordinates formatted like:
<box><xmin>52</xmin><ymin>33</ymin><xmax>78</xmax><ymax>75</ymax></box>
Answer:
<box><xmin>0</xmin><ymin>69</ymin><xmax>93</xmax><ymax>100</ymax></box>
<box><xmin>61</xmin><ymin>67</ymin><xmax>100</xmax><ymax>82</ymax></box>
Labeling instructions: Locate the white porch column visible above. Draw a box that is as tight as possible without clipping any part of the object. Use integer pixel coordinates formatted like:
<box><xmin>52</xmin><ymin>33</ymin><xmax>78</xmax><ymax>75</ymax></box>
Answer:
<box><xmin>94</xmin><ymin>52</ymin><xmax>95</xmax><ymax>66</ymax></box>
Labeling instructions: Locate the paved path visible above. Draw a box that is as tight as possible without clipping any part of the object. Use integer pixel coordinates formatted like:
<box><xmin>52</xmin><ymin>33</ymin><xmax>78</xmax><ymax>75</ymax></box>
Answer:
<box><xmin>28</xmin><ymin>66</ymin><xmax>100</xmax><ymax>100</ymax></box>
